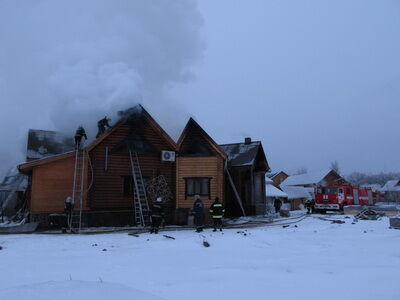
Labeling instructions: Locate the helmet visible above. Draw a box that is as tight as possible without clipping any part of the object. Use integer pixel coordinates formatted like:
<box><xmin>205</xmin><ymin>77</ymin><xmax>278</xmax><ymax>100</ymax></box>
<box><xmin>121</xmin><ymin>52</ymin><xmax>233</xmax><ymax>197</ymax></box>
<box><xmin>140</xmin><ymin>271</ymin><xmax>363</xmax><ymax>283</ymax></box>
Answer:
<box><xmin>156</xmin><ymin>197</ymin><xmax>163</xmax><ymax>202</ymax></box>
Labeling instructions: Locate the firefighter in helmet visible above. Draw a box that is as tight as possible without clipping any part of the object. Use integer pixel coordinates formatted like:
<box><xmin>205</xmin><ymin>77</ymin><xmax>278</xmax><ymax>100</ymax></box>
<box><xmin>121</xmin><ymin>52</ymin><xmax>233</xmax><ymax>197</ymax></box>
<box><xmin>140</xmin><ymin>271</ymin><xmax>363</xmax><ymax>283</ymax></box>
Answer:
<box><xmin>305</xmin><ymin>198</ymin><xmax>312</xmax><ymax>214</ymax></box>
<box><xmin>96</xmin><ymin>116</ymin><xmax>111</xmax><ymax>138</ymax></box>
<box><xmin>150</xmin><ymin>197</ymin><xmax>164</xmax><ymax>234</ymax></box>
<box><xmin>209</xmin><ymin>197</ymin><xmax>225</xmax><ymax>232</ymax></box>
<box><xmin>74</xmin><ymin>125</ymin><xmax>87</xmax><ymax>149</ymax></box>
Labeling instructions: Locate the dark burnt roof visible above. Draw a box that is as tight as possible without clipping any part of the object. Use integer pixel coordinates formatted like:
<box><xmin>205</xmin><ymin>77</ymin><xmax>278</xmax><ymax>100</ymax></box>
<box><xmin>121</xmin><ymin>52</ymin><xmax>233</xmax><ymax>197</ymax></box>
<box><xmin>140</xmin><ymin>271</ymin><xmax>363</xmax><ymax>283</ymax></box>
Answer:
<box><xmin>267</xmin><ymin>171</ymin><xmax>288</xmax><ymax>179</ymax></box>
<box><xmin>220</xmin><ymin>141</ymin><xmax>267</xmax><ymax>168</ymax></box>
<box><xmin>0</xmin><ymin>167</ymin><xmax>28</xmax><ymax>192</ymax></box>
<box><xmin>26</xmin><ymin>129</ymin><xmax>75</xmax><ymax>160</ymax></box>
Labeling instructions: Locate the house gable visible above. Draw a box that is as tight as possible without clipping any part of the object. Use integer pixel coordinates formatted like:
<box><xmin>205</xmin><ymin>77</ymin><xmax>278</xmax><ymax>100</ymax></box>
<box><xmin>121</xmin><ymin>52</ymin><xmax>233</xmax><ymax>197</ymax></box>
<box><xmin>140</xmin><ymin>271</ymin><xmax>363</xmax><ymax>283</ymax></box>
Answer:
<box><xmin>178</xmin><ymin>118</ymin><xmax>226</xmax><ymax>158</ymax></box>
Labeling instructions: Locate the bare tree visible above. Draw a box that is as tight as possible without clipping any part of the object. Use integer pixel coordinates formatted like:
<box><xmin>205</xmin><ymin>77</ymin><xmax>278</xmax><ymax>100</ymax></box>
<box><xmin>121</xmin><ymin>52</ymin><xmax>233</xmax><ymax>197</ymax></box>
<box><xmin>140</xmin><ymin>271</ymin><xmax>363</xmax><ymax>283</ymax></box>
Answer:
<box><xmin>346</xmin><ymin>172</ymin><xmax>400</xmax><ymax>185</ymax></box>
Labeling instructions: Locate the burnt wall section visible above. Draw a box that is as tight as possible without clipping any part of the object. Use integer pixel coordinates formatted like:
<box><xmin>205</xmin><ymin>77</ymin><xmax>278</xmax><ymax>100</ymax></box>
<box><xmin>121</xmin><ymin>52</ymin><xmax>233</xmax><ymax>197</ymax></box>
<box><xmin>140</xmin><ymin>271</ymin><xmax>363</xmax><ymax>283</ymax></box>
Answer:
<box><xmin>88</xmin><ymin>119</ymin><xmax>176</xmax><ymax>222</ymax></box>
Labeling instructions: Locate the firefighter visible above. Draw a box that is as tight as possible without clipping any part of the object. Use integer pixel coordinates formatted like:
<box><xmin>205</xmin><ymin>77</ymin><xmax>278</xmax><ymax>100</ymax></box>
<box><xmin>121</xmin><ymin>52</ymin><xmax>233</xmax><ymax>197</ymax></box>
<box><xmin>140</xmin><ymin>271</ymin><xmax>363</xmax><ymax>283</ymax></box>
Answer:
<box><xmin>96</xmin><ymin>116</ymin><xmax>111</xmax><ymax>138</ymax></box>
<box><xmin>305</xmin><ymin>199</ymin><xmax>312</xmax><ymax>214</ymax></box>
<box><xmin>209</xmin><ymin>197</ymin><xmax>225</xmax><ymax>232</ymax></box>
<box><xmin>274</xmin><ymin>198</ymin><xmax>282</xmax><ymax>214</ymax></box>
<box><xmin>74</xmin><ymin>125</ymin><xmax>87</xmax><ymax>149</ymax></box>
<box><xmin>64</xmin><ymin>196</ymin><xmax>74</xmax><ymax>229</ymax></box>
<box><xmin>150</xmin><ymin>197</ymin><xmax>164</xmax><ymax>234</ymax></box>
<box><xmin>192</xmin><ymin>195</ymin><xmax>205</xmax><ymax>232</ymax></box>
<box><xmin>310</xmin><ymin>199</ymin><xmax>316</xmax><ymax>214</ymax></box>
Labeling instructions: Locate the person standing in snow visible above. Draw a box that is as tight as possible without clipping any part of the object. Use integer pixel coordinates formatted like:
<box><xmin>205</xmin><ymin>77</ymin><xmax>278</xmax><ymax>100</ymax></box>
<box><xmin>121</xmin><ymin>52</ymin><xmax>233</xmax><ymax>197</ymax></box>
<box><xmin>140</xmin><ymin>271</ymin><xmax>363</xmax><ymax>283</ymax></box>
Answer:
<box><xmin>64</xmin><ymin>196</ymin><xmax>74</xmax><ymax>228</ymax></box>
<box><xmin>209</xmin><ymin>197</ymin><xmax>225</xmax><ymax>232</ymax></box>
<box><xmin>305</xmin><ymin>199</ymin><xmax>312</xmax><ymax>214</ymax></box>
<box><xmin>310</xmin><ymin>199</ymin><xmax>315</xmax><ymax>214</ymax></box>
<box><xmin>192</xmin><ymin>195</ymin><xmax>205</xmax><ymax>232</ymax></box>
<box><xmin>96</xmin><ymin>116</ymin><xmax>111</xmax><ymax>138</ymax></box>
<box><xmin>74</xmin><ymin>125</ymin><xmax>87</xmax><ymax>149</ymax></box>
<box><xmin>274</xmin><ymin>198</ymin><xmax>282</xmax><ymax>214</ymax></box>
<box><xmin>150</xmin><ymin>197</ymin><xmax>164</xmax><ymax>234</ymax></box>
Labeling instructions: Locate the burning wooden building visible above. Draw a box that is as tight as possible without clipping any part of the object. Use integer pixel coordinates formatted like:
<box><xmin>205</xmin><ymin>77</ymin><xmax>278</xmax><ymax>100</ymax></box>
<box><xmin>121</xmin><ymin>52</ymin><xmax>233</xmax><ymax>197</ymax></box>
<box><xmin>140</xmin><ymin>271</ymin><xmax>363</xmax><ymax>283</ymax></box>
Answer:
<box><xmin>18</xmin><ymin>105</ymin><xmax>270</xmax><ymax>228</ymax></box>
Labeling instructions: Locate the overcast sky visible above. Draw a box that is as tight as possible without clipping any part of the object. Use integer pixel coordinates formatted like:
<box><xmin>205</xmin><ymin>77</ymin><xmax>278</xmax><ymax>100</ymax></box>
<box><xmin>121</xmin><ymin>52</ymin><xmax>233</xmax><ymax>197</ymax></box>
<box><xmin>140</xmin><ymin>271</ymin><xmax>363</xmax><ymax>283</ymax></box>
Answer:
<box><xmin>0</xmin><ymin>0</ymin><xmax>399</xmax><ymax>177</ymax></box>
<box><xmin>172</xmin><ymin>0</ymin><xmax>400</xmax><ymax>174</ymax></box>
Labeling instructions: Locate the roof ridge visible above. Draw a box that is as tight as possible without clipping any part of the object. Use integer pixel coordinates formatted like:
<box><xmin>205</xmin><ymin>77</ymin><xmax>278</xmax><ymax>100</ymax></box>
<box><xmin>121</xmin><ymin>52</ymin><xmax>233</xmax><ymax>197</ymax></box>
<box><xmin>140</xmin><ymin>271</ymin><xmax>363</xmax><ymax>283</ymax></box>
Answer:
<box><xmin>219</xmin><ymin>141</ymin><xmax>261</xmax><ymax>146</ymax></box>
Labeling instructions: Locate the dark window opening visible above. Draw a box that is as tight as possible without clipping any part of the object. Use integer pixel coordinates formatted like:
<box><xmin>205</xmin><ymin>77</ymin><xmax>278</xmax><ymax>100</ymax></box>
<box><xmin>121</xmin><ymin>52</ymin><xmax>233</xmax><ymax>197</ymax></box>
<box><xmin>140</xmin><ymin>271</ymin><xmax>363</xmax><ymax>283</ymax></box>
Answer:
<box><xmin>123</xmin><ymin>176</ymin><xmax>148</xmax><ymax>197</ymax></box>
<box><xmin>346</xmin><ymin>188</ymin><xmax>351</xmax><ymax>194</ymax></box>
<box><xmin>123</xmin><ymin>176</ymin><xmax>134</xmax><ymax>197</ymax></box>
<box><xmin>185</xmin><ymin>177</ymin><xmax>211</xmax><ymax>199</ymax></box>
<box><xmin>182</xmin><ymin>139</ymin><xmax>213</xmax><ymax>156</ymax></box>
<box><xmin>113</xmin><ymin>131</ymin><xmax>158</xmax><ymax>154</ymax></box>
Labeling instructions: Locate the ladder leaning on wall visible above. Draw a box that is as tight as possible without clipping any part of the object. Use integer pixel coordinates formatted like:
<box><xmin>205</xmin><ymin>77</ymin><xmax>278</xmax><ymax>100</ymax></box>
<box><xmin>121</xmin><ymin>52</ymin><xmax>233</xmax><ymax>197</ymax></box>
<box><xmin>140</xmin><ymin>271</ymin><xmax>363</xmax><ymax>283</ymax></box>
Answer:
<box><xmin>69</xmin><ymin>147</ymin><xmax>85</xmax><ymax>232</ymax></box>
<box><xmin>129</xmin><ymin>150</ymin><xmax>151</xmax><ymax>227</ymax></box>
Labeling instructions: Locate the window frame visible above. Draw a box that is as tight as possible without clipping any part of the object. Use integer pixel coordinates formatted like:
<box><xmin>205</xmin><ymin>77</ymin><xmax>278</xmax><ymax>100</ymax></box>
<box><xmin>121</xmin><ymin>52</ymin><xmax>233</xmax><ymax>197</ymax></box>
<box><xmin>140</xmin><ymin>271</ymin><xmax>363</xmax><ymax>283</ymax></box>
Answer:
<box><xmin>184</xmin><ymin>177</ymin><xmax>212</xmax><ymax>199</ymax></box>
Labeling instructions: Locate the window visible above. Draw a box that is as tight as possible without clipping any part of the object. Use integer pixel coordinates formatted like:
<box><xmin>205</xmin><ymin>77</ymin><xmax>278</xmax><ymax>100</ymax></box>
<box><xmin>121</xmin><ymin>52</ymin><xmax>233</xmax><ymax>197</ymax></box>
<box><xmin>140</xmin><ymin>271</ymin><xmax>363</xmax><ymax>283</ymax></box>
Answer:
<box><xmin>321</xmin><ymin>187</ymin><xmax>338</xmax><ymax>194</ymax></box>
<box><xmin>185</xmin><ymin>177</ymin><xmax>211</xmax><ymax>198</ymax></box>
<box><xmin>123</xmin><ymin>176</ymin><xmax>134</xmax><ymax>197</ymax></box>
<box><xmin>123</xmin><ymin>176</ymin><xmax>148</xmax><ymax>197</ymax></box>
<box><xmin>346</xmin><ymin>188</ymin><xmax>351</xmax><ymax>194</ymax></box>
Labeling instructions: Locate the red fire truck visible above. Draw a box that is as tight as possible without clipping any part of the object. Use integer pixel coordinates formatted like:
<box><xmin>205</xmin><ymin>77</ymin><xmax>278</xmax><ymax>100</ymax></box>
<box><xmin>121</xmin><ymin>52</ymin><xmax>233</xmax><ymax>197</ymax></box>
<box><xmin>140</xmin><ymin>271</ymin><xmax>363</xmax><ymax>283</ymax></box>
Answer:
<box><xmin>314</xmin><ymin>184</ymin><xmax>374</xmax><ymax>213</ymax></box>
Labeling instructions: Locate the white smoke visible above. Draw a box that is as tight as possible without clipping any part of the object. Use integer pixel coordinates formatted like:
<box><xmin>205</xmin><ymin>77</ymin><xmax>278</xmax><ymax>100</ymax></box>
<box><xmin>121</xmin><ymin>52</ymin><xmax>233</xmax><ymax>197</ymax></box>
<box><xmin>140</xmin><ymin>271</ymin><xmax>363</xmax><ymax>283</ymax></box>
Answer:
<box><xmin>0</xmin><ymin>0</ymin><xmax>204</xmax><ymax>177</ymax></box>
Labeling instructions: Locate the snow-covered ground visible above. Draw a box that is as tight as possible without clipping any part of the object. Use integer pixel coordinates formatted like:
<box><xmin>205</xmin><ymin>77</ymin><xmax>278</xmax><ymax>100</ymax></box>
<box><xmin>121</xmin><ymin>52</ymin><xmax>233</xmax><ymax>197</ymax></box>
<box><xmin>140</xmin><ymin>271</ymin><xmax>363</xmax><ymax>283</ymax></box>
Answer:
<box><xmin>0</xmin><ymin>215</ymin><xmax>399</xmax><ymax>300</ymax></box>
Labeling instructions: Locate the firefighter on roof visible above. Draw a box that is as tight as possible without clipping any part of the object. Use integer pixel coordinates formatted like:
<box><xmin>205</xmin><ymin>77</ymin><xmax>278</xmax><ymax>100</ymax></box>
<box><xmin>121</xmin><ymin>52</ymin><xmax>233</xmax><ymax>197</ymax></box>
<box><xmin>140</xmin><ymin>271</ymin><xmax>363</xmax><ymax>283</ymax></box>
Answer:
<box><xmin>150</xmin><ymin>197</ymin><xmax>164</xmax><ymax>234</ymax></box>
<box><xmin>74</xmin><ymin>125</ymin><xmax>87</xmax><ymax>149</ymax></box>
<box><xmin>96</xmin><ymin>116</ymin><xmax>111</xmax><ymax>138</ymax></box>
<box><xmin>209</xmin><ymin>197</ymin><xmax>225</xmax><ymax>232</ymax></box>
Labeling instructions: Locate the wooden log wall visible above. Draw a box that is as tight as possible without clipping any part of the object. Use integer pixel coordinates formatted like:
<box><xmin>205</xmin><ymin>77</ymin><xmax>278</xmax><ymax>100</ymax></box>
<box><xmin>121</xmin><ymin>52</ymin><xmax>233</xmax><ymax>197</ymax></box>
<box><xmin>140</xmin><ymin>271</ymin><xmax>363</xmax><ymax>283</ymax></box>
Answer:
<box><xmin>30</xmin><ymin>156</ymin><xmax>81</xmax><ymax>213</ymax></box>
<box><xmin>89</xmin><ymin>121</ymin><xmax>176</xmax><ymax>211</ymax></box>
<box><xmin>176</xmin><ymin>156</ymin><xmax>224</xmax><ymax>209</ymax></box>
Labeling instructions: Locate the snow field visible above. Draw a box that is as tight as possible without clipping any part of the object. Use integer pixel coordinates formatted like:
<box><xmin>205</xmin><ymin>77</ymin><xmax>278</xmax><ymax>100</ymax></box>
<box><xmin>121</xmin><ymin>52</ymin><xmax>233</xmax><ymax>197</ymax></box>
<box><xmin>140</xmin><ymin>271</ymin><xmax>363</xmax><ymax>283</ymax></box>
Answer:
<box><xmin>0</xmin><ymin>215</ymin><xmax>399</xmax><ymax>300</ymax></box>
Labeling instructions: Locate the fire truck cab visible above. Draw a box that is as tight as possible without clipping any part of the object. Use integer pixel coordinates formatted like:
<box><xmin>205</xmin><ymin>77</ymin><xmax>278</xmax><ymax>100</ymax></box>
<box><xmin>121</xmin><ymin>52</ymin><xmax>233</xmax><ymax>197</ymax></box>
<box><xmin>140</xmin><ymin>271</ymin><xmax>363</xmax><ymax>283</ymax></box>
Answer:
<box><xmin>315</xmin><ymin>184</ymin><xmax>373</xmax><ymax>212</ymax></box>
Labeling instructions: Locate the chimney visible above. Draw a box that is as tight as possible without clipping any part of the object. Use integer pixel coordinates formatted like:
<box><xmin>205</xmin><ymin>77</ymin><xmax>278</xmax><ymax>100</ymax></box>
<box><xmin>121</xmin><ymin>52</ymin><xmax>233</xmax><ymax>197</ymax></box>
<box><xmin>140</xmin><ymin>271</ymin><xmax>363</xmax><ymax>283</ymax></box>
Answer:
<box><xmin>244</xmin><ymin>137</ymin><xmax>252</xmax><ymax>144</ymax></box>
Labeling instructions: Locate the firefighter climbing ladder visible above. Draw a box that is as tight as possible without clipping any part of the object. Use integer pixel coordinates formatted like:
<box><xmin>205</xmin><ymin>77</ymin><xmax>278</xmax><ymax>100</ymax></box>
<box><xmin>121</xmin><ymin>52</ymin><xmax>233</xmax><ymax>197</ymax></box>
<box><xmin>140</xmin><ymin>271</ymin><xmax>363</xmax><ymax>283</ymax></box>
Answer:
<box><xmin>129</xmin><ymin>150</ymin><xmax>151</xmax><ymax>227</ymax></box>
<box><xmin>70</xmin><ymin>148</ymin><xmax>85</xmax><ymax>232</ymax></box>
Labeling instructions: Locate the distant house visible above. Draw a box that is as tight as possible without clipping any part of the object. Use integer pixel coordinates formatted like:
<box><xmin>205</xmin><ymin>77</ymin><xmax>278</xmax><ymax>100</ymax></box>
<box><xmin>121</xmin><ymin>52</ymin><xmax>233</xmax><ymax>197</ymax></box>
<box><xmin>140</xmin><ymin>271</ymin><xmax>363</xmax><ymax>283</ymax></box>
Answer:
<box><xmin>280</xmin><ymin>185</ymin><xmax>312</xmax><ymax>210</ymax></box>
<box><xmin>361</xmin><ymin>184</ymin><xmax>381</xmax><ymax>192</ymax></box>
<box><xmin>378</xmin><ymin>180</ymin><xmax>400</xmax><ymax>202</ymax></box>
<box><xmin>280</xmin><ymin>169</ymin><xmax>345</xmax><ymax>200</ymax></box>
<box><xmin>281</xmin><ymin>169</ymin><xmax>344</xmax><ymax>188</ymax></box>
<box><xmin>379</xmin><ymin>180</ymin><xmax>400</xmax><ymax>192</ymax></box>
<box><xmin>265</xmin><ymin>178</ymin><xmax>288</xmax><ymax>212</ymax></box>
<box><xmin>267</xmin><ymin>171</ymin><xmax>288</xmax><ymax>187</ymax></box>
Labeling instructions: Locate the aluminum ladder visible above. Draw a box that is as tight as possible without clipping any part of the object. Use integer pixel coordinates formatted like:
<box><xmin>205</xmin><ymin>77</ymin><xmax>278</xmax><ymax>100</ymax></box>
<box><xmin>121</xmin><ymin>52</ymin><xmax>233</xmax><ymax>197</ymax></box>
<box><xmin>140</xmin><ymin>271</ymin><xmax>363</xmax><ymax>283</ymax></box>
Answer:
<box><xmin>129</xmin><ymin>150</ymin><xmax>151</xmax><ymax>227</ymax></box>
<box><xmin>70</xmin><ymin>148</ymin><xmax>85</xmax><ymax>232</ymax></box>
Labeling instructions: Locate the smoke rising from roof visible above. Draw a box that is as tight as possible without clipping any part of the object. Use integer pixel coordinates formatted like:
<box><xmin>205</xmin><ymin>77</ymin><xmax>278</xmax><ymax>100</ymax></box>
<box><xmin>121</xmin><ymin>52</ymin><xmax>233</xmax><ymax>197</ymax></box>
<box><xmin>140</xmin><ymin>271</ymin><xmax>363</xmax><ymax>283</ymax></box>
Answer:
<box><xmin>0</xmin><ymin>0</ymin><xmax>204</xmax><ymax>177</ymax></box>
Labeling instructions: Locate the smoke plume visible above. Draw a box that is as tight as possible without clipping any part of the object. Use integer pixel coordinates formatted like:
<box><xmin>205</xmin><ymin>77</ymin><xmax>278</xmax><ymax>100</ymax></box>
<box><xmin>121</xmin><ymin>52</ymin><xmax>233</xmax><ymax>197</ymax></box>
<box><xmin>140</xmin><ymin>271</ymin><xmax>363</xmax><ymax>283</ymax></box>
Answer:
<box><xmin>0</xmin><ymin>0</ymin><xmax>204</xmax><ymax>177</ymax></box>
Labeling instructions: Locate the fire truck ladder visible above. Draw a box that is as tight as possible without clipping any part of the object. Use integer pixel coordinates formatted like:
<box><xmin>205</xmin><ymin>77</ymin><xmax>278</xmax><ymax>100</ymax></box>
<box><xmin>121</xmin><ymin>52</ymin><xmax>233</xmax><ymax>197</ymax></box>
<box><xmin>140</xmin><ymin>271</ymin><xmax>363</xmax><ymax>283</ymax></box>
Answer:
<box><xmin>70</xmin><ymin>148</ymin><xmax>85</xmax><ymax>233</ymax></box>
<box><xmin>129</xmin><ymin>150</ymin><xmax>151</xmax><ymax>227</ymax></box>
